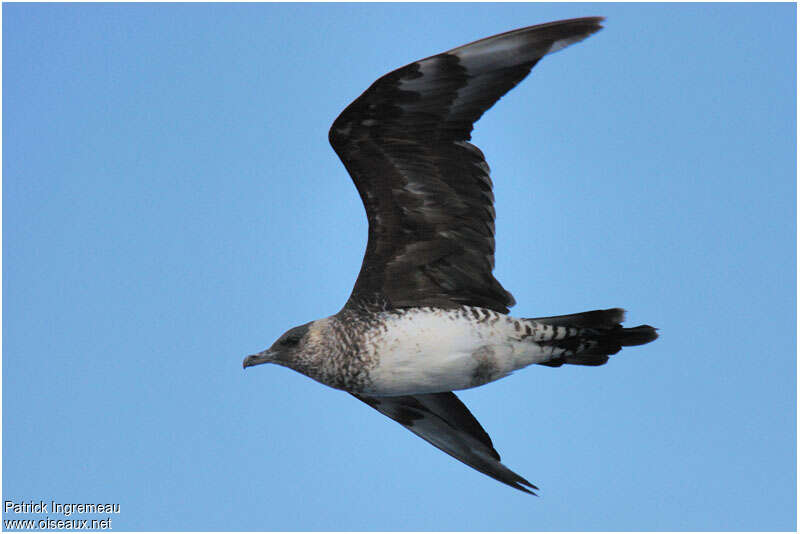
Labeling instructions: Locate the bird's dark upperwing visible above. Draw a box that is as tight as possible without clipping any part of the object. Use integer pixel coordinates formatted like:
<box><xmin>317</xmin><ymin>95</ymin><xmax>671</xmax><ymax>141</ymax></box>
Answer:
<box><xmin>352</xmin><ymin>392</ymin><xmax>538</xmax><ymax>494</ymax></box>
<box><xmin>330</xmin><ymin>18</ymin><xmax>604</xmax><ymax>313</ymax></box>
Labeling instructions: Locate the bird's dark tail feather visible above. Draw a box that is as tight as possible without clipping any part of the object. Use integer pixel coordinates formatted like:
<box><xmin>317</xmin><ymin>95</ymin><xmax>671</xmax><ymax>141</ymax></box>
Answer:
<box><xmin>528</xmin><ymin>308</ymin><xmax>658</xmax><ymax>367</ymax></box>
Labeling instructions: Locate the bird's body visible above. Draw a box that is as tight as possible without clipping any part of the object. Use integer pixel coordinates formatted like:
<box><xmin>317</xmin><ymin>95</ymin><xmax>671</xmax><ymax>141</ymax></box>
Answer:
<box><xmin>273</xmin><ymin>306</ymin><xmax>543</xmax><ymax>396</ymax></box>
<box><xmin>244</xmin><ymin>16</ymin><xmax>658</xmax><ymax>495</ymax></box>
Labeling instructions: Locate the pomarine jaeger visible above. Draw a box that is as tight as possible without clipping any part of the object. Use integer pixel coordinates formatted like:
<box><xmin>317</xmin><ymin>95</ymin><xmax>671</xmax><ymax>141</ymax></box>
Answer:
<box><xmin>244</xmin><ymin>16</ymin><xmax>657</xmax><ymax>495</ymax></box>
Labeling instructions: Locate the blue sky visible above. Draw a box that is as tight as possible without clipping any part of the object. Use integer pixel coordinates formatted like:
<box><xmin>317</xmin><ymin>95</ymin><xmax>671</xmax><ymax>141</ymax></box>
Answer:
<box><xmin>3</xmin><ymin>2</ymin><xmax>795</xmax><ymax>531</ymax></box>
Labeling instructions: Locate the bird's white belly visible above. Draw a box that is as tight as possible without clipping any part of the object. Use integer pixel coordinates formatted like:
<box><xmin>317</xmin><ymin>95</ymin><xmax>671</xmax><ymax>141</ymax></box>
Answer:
<box><xmin>362</xmin><ymin>307</ymin><xmax>526</xmax><ymax>396</ymax></box>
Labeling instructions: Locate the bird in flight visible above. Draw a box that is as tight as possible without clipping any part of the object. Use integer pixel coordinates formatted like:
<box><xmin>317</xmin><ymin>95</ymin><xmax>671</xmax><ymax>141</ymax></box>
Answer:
<box><xmin>244</xmin><ymin>16</ymin><xmax>657</xmax><ymax>495</ymax></box>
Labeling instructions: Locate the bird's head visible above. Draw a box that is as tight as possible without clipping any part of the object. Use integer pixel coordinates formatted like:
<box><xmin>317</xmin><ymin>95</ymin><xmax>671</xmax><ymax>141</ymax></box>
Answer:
<box><xmin>243</xmin><ymin>322</ymin><xmax>312</xmax><ymax>369</ymax></box>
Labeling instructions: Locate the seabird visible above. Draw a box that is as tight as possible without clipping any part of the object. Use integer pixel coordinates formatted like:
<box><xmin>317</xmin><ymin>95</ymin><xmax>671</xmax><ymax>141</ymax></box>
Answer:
<box><xmin>244</xmin><ymin>16</ymin><xmax>657</xmax><ymax>495</ymax></box>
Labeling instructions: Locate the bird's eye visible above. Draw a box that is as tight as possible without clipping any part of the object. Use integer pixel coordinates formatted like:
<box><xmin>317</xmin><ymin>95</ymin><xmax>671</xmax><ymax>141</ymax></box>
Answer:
<box><xmin>281</xmin><ymin>336</ymin><xmax>299</xmax><ymax>346</ymax></box>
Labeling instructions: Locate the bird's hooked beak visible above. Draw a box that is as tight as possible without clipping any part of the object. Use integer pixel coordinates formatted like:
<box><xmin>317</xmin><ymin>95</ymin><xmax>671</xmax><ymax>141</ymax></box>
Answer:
<box><xmin>243</xmin><ymin>350</ymin><xmax>274</xmax><ymax>369</ymax></box>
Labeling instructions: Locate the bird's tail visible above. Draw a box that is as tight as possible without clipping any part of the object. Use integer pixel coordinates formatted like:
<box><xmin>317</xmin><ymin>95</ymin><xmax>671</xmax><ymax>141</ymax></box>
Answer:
<box><xmin>526</xmin><ymin>308</ymin><xmax>658</xmax><ymax>367</ymax></box>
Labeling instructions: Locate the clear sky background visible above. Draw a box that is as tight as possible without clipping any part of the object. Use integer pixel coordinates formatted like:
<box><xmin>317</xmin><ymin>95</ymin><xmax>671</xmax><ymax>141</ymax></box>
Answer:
<box><xmin>3</xmin><ymin>2</ymin><xmax>796</xmax><ymax>531</ymax></box>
